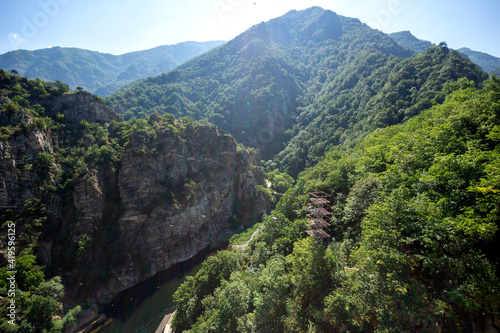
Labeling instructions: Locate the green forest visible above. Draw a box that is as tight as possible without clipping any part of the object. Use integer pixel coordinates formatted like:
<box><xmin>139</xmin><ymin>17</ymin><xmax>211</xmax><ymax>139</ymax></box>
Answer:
<box><xmin>172</xmin><ymin>76</ymin><xmax>500</xmax><ymax>332</ymax></box>
<box><xmin>1</xmin><ymin>6</ymin><xmax>500</xmax><ymax>333</ymax></box>
<box><xmin>104</xmin><ymin>9</ymin><xmax>487</xmax><ymax>179</ymax></box>
<box><xmin>0</xmin><ymin>68</ymin><xmax>261</xmax><ymax>332</ymax></box>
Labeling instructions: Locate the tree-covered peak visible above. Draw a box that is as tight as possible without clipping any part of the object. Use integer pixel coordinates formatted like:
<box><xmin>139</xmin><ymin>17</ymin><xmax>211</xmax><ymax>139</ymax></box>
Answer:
<box><xmin>105</xmin><ymin>7</ymin><xmax>420</xmax><ymax>162</ymax></box>
<box><xmin>389</xmin><ymin>30</ymin><xmax>435</xmax><ymax>54</ymax></box>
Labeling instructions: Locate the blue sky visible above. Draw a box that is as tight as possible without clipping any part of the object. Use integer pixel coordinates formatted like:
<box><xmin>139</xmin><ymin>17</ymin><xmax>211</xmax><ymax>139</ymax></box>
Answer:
<box><xmin>1</xmin><ymin>0</ymin><xmax>499</xmax><ymax>57</ymax></box>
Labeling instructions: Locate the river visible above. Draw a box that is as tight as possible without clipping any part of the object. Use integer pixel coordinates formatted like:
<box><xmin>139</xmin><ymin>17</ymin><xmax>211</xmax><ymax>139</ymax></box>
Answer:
<box><xmin>92</xmin><ymin>250</ymin><xmax>210</xmax><ymax>333</ymax></box>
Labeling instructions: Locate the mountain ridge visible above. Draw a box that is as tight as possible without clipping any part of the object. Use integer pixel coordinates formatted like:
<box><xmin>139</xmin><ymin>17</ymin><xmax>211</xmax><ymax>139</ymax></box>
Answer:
<box><xmin>389</xmin><ymin>30</ymin><xmax>435</xmax><ymax>53</ymax></box>
<box><xmin>106</xmin><ymin>7</ymin><xmax>486</xmax><ymax>176</ymax></box>
<box><xmin>0</xmin><ymin>40</ymin><xmax>225</xmax><ymax>96</ymax></box>
<box><xmin>389</xmin><ymin>30</ymin><xmax>500</xmax><ymax>74</ymax></box>
<box><xmin>0</xmin><ymin>7</ymin><xmax>498</xmax><ymax>332</ymax></box>
<box><xmin>458</xmin><ymin>46</ymin><xmax>500</xmax><ymax>73</ymax></box>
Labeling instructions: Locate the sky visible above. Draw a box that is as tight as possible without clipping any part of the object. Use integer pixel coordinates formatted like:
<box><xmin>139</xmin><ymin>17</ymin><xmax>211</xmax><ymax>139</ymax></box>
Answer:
<box><xmin>1</xmin><ymin>0</ymin><xmax>499</xmax><ymax>58</ymax></box>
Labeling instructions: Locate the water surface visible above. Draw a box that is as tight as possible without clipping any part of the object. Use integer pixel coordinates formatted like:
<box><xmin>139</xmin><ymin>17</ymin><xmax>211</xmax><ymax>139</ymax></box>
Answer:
<box><xmin>94</xmin><ymin>252</ymin><xmax>207</xmax><ymax>333</ymax></box>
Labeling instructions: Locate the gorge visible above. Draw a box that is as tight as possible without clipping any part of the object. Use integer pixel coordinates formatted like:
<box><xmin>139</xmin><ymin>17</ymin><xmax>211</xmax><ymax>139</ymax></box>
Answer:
<box><xmin>0</xmin><ymin>6</ymin><xmax>499</xmax><ymax>333</ymax></box>
<box><xmin>0</xmin><ymin>69</ymin><xmax>268</xmax><ymax>332</ymax></box>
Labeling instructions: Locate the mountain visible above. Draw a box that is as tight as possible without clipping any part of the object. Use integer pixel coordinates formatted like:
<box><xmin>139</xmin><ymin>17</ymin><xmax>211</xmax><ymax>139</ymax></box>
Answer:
<box><xmin>0</xmin><ymin>6</ymin><xmax>497</xmax><ymax>332</ymax></box>
<box><xmin>388</xmin><ymin>31</ymin><xmax>500</xmax><ymax>75</ymax></box>
<box><xmin>172</xmin><ymin>76</ymin><xmax>500</xmax><ymax>333</ymax></box>
<box><xmin>0</xmin><ymin>41</ymin><xmax>225</xmax><ymax>96</ymax></box>
<box><xmin>458</xmin><ymin>47</ymin><xmax>500</xmax><ymax>73</ymax></box>
<box><xmin>389</xmin><ymin>30</ymin><xmax>435</xmax><ymax>53</ymax></box>
<box><xmin>107</xmin><ymin>7</ymin><xmax>486</xmax><ymax>176</ymax></box>
<box><xmin>0</xmin><ymin>68</ymin><xmax>268</xmax><ymax>331</ymax></box>
<box><xmin>493</xmin><ymin>66</ymin><xmax>500</xmax><ymax>76</ymax></box>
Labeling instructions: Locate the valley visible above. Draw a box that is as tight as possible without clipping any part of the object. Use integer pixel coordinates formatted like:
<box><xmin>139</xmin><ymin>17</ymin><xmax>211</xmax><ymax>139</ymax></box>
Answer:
<box><xmin>0</xmin><ymin>6</ymin><xmax>499</xmax><ymax>333</ymax></box>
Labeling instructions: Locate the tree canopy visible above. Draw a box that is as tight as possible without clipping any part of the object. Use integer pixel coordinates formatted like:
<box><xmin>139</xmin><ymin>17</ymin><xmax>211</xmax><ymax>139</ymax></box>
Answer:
<box><xmin>172</xmin><ymin>77</ymin><xmax>500</xmax><ymax>332</ymax></box>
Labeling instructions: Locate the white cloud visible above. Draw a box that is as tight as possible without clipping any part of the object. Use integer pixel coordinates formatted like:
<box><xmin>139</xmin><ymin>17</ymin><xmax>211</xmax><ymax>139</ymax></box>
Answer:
<box><xmin>8</xmin><ymin>32</ymin><xmax>28</xmax><ymax>49</ymax></box>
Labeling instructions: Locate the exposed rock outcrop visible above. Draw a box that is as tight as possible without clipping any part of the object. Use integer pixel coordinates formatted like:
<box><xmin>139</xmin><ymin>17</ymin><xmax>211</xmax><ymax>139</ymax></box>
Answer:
<box><xmin>0</xmin><ymin>128</ymin><xmax>55</xmax><ymax>208</ymax></box>
<box><xmin>60</xmin><ymin>125</ymin><xmax>267</xmax><ymax>305</ymax></box>
<box><xmin>0</xmin><ymin>88</ymin><xmax>267</xmax><ymax>309</ymax></box>
<box><xmin>44</xmin><ymin>92</ymin><xmax>120</xmax><ymax>123</ymax></box>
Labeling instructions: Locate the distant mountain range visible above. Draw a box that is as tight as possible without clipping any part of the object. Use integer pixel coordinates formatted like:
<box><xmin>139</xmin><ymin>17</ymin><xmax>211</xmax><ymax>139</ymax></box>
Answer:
<box><xmin>1</xmin><ymin>29</ymin><xmax>498</xmax><ymax>100</ymax></box>
<box><xmin>0</xmin><ymin>41</ymin><xmax>225</xmax><ymax>96</ymax></box>
<box><xmin>457</xmin><ymin>47</ymin><xmax>500</xmax><ymax>75</ymax></box>
<box><xmin>389</xmin><ymin>31</ymin><xmax>500</xmax><ymax>75</ymax></box>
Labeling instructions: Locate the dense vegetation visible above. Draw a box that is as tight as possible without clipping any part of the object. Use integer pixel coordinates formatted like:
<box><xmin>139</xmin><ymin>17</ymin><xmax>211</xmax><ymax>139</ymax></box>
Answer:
<box><xmin>0</xmin><ymin>41</ymin><xmax>224</xmax><ymax>96</ymax></box>
<box><xmin>388</xmin><ymin>31</ymin><xmax>500</xmax><ymax>76</ymax></box>
<box><xmin>458</xmin><ymin>47</ymin><xmax>500</xmax><ymax>74</ymax></box>
<box><xmin>389</xmin><ymin>31</ymin><xmax>435</xmax><ymax>54</ymax></box>
<box><xmin>105</xmin><ymin>8</ymin><xmax>486</xmax><ymax>177</ymax></box>
<box><xmin>105</xmin><ymin>8</ymin><xmax>415</xmax><ymax>160</ymax></box>
<box><xmin>172</xmin><ymin>77</ymin><xmax>500</xmax><ymax>332</ymax></box>
<box><xmin>0</xmin><ymin>69</ymin><xmax>256</xmax><ymax>332</ymax></box>
<box><xmin>275</xmin><ymin>43</ymin><xmax>487</xmax><ymax>177</ymax></box>
<box><xmin>1</xmin><ymin>6</ymin><xmax>499</xmax><ymax>332</ymax></box>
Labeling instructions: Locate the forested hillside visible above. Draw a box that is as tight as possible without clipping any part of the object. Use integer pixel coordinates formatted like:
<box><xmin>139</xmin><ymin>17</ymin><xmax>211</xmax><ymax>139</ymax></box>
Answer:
<box><xmin>172</xmin><ymin>76</ymin><xmax>500</xmax><ymax>332</ymax></box>
<box><xmin>275</xmin><ymin>43</ymin><xmax>487</xmax><ymax>177</ymax></box>
<box><xmin>389</xmin><ymin>31</ymin><xmax>435</xmax><ymax>53</ymax></box>
<box><xmin>1</xmin><ymin>6</ymin><xmax>499</xmax><ymax>332</ymax></box>
<box><xmin>106</xmin><ymin>7</ymin><xmax>486</xmax><ymax>176</ymax></box>
<box><xmin>0</xmin><ymin>69</ymin><xmax>267</xmax><ymax>331</ymax></box>
<box><xmin>458</xmin><ymin>47</ymin><xmax>500</xmax><ymax>74</ymax></box>
<box><xmin>0</xmin><ymin>41</ymin><xmax>225</xmax><ymax>96</ymax></box>
<box><xmin>106</xmin><ymin>8</ymin><xmax>413</xmax><ymax>159</ymax></box>
<box><xmin>389</xmin><ymin>31</ymin><xmax>500</xmax><ymax>76</ymax></box>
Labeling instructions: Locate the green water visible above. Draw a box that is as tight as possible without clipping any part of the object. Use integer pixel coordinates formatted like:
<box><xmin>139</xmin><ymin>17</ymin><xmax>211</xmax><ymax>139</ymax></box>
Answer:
<box><xmin>94</xmin><ymin>254</ymin><xmax>205</xmax><ymax>333</ymax></box>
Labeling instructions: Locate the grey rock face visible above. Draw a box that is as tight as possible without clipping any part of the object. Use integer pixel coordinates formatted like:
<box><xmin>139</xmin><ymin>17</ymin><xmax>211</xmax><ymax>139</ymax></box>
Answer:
<box><xmin>87</xmin><ymin>126</ymin><xmax>267</xmax><ymax>301</ymax></box>
<box><xmin>46</xmin><ymin>92</ymin><xmax>120</xmax><ymax>123</ymax></box>
<box><xmin>1</xmin><ymin>90</ymin><xmax>267</xmax><ymax>307</ymax></box>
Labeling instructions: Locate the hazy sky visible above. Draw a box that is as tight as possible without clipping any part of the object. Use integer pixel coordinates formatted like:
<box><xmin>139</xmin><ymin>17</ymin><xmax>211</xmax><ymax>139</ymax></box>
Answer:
<box><xmin>1</xmin><ymin>0</ymin><xmax>499</xmax><ymax>57</ymax></box>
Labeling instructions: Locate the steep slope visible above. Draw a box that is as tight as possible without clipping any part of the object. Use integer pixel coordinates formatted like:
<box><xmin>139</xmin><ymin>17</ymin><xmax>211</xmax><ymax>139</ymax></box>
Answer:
<box><xmin>0</xmin><ymin>41</ymin><xmax>225</xmax><ymax>96</ymax></box>
<box><xmin>172</xmin><ymin>77</ymin><xmax>500</xmax><ymax>333</ymax></box>
<box><xmin>107</xmin><ymin>8</ymin><xmax>486</xmax><ymax>177</ymax></box>
<box><xmin>276</xmin><ymin>43</ymin><xmax>487</xmax><ymax>176</ymax></box>
<box><xmin>106</xmin><ymin>7</ymin><xmax>414</xmax><ymax>160</ymax></box>
<box><xmin>0</xmin><ymin>69</ymin><xmax>267</xmax><ymax>330</ymax></box>
<box><xmin>389</xmin><ymin>30</ymin><xmax>434</xmax><ymax>53</ymax></box>
<box><xmin>389</xmin><ymin>31</ymin><xmax>500</xmax><ymax>75</ymax></box>
<box><xmin>458</xmin><ymin>47</ymin><xmax>500</xmax><ymax>73</ymax></box>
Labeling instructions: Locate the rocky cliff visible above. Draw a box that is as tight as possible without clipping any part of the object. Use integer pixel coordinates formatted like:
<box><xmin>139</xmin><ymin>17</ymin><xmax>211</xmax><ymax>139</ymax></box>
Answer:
<box><xmin>59</xmin><ymin>123</ymin><xmax>267</xmax><ymax>306</ymax></box>
<box><xmin>45</xmin><ymin>92</ymin><xmax>120</xmax><ymax>124</ymax></box>
<box><xmin>1</xmin><ymin>118</ymin><xmax>266</xmax><ymax>306</ymax></box>
<box><xmin>0</xmin><ymin>127</ymin><xmax>55</xmax><ymax>209</ymax></box>
<box><xmin>0</xmin><ymin>70</ymin><xmax>268</xmax><ymax>318</ymax></box>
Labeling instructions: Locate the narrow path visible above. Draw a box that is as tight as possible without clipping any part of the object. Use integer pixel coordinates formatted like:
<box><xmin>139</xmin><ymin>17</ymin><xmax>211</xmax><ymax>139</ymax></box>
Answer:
<box><xmin>156</xmin><ymin>311</ymin><xmax>175</xmax><ymax>333</ymax></box>
<box><xmin>233</xmin><ymin>225</ymin><xmax>262</xmax><ymax>251</ymax></box>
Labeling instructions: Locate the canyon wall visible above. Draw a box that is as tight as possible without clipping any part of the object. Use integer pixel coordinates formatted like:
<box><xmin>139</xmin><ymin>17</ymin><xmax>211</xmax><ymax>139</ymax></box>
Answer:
<box><xmin>0</xmin><ymin>92</ymin><xmax>267</xmax><ymax>309</ymax></box>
